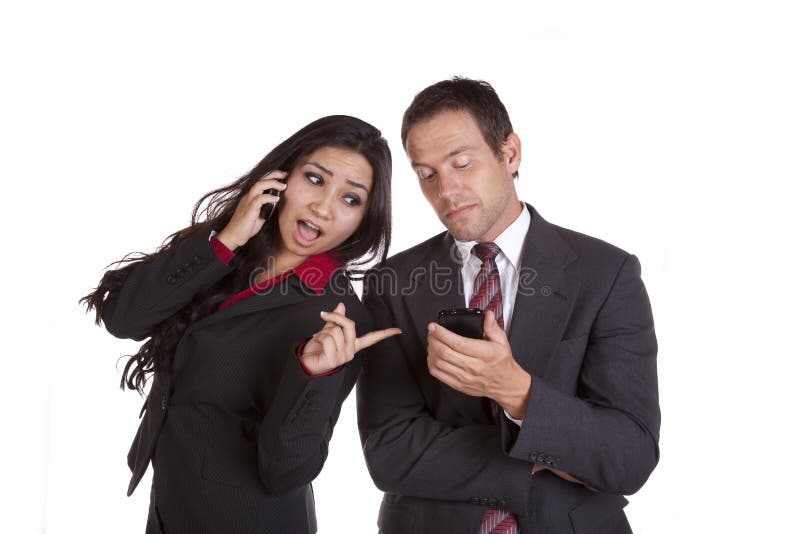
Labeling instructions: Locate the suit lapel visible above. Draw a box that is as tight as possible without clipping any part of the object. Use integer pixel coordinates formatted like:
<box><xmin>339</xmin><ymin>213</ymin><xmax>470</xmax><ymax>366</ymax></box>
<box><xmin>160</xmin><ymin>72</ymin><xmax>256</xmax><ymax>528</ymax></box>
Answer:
<box><xmin>508</xmin><ymin>205</ymin><xmax>581</xmax><ymax>377</ymax></box>
<box><xmin>403</xmin><ymin>233</ymin><xmax>489</xmax><ymax>420</ymax></box>
<box><xmin>400</xmin><ymin>207</ymin><xmax>582</xmax><ymax>418</ymax></box>
<box><xmin>188</xmin><ymin>276</ymin><xmax>311</xmax><ymax>333</ymax></box>
<box><xmin>403</xmin><ymin>233</ymin><xmax>464</xmax><ymax>344</ymax></box>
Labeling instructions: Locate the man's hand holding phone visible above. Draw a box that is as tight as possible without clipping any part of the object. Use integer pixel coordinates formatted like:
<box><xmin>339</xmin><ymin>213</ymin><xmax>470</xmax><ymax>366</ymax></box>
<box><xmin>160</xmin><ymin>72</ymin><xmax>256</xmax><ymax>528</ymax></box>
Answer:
<box><xmin>433</xmin><ymin>310</ymin><xmax>594</xmax><ymax>489</ymax></box>
<box><xmin>427</xmin><ymin>308</ymin><xmax>531</xmax><ymax>420</ymax></box>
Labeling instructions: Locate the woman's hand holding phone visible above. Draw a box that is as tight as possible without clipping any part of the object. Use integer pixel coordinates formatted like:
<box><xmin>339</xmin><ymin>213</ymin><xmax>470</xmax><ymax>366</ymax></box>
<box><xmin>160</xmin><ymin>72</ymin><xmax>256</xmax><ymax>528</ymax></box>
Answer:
<box><xmin>300</xmin><ymin>302</ymin><xmax>401</xmax><ymax>376</ymax></box>
<box><xmin>216</xmin><ymin>170</ymin><xmax>288</xmax><ymax>250</ymax></box>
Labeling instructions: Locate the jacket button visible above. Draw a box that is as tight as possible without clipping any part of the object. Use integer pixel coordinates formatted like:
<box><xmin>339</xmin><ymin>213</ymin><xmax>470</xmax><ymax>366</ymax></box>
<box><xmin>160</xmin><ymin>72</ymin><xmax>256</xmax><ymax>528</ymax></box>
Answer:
<box><xmin>166</xmin><ymin>275</ymin><xmax>176</xmax><ymax>285</ymax></box>
<box><xmin>161</xmin><ymin>394</ymin><xmax>167</xmax><ymax>411</ymax></box>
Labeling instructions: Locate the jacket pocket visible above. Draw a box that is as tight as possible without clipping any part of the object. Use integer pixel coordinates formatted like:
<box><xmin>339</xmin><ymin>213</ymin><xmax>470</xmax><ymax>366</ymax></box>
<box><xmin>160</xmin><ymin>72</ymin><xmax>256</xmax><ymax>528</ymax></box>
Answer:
<box><xmin>377</xmin><ymin>499</ymin><xmax>416</xmax><ymax>533</ymax></box>
<box><xmin>127</xmin><ymin>378</ymin><xmax>169</xmax><ymax>496</ymax></box>
<box><xmin>569</xmin><ymin>493</ymin><xmax>630</xmax><ymax>534</ymax></box>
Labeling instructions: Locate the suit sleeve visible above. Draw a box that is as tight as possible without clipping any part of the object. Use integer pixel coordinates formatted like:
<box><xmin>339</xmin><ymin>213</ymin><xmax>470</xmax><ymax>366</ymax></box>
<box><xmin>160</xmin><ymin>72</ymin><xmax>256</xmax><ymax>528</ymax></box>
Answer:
<box><xmin>503</xmin><ymin>254</ymin><xmax>660</xmax><ymax>495</ymax></box>
<box><xmin>357</xmin><ymin>276</ymin><xmax>534</xmax><ymax>516</ymax></box>
<box><xmin>256</xmin><ymin>293</ymin><xmax>366</xmax><ymax>494</ymax></box>
<box><xmin>101</xmin><ymin>231</ymin><xmax>234</xmax><ymax>340</ymax></box>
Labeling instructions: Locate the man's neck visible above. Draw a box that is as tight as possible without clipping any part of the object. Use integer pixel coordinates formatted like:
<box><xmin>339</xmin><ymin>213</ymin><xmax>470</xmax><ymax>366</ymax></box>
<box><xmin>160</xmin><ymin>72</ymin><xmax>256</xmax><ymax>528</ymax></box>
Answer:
<box><xmin>476</xmin><ymin>199</ymin><xmax>524</xmax><ymax>242</ymax></box>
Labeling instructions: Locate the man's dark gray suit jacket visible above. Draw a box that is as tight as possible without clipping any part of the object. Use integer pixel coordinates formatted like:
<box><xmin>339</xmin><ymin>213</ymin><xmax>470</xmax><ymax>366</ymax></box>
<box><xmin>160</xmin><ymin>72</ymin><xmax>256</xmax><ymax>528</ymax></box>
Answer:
<box><xmin>358</xmin><ymin>204</ymin><xmax>660</xmax><ymax>534</ymax></box>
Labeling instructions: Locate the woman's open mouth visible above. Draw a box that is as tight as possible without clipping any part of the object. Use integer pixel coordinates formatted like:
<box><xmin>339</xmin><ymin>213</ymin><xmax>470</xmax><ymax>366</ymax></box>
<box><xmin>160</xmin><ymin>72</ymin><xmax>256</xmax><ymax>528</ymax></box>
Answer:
<box><xmin>295</xmin><ymin>219</ymin><xmax>322</xmax><ymax>246</ymax></box>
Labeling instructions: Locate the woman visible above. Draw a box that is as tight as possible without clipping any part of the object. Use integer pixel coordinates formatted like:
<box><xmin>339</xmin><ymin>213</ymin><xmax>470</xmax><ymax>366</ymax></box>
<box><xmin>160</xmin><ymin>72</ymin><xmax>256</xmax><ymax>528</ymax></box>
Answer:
<box><xmin>82</xmin><ymin>115</ymin><xmax>399</xmax><ymax>534</ymax></box>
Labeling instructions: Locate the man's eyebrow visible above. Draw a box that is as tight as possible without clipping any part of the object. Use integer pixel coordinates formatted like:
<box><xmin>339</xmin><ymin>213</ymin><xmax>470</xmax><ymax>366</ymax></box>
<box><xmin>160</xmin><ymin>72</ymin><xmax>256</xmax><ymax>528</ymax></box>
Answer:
<box><xmin>447</xmin><ymin>146</ymin><xmax>473</xmax><ymax>158</ymax></box>
<box><xmin>410</xmin><ymin>146</ymin><xmax>473</xmax><ymax>168</ymax></box>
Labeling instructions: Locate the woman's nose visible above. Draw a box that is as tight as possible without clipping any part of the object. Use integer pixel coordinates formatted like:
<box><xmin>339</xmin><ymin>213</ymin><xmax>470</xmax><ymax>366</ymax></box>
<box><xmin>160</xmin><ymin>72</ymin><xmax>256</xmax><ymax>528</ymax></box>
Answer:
<box><xmin>309</xmin><ymin>191</ymin><xmax>334</xmax><ymax>219</ymax></box>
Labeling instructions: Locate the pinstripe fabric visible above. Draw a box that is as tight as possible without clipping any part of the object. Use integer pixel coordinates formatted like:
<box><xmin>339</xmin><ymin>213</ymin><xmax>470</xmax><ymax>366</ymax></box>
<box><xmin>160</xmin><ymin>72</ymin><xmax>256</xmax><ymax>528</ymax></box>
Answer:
<box><xmin>104</xmin><ymin>231</ymin><xmax>368</xmax><ymax>533</ymax></box>
<box><xmin>470</xmin><ymin>243</ymin><xmax>519</xmax><ymax>534</ymax></box>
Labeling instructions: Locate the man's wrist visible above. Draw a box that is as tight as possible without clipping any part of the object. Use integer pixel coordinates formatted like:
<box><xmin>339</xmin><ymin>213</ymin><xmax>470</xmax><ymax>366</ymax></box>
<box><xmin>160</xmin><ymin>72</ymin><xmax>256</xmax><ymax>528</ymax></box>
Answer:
<box><xmin>497</xmin><ymin>365</ymin><xmax>531</xmax><ymax>419</ymax></box>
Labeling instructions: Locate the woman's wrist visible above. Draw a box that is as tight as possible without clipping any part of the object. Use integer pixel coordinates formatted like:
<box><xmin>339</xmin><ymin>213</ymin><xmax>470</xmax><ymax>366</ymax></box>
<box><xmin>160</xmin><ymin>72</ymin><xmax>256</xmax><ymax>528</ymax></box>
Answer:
<box><xmin>215</xmin><ymin>229</ymin><xmax>241</xmax><ymax>251</ymax></box>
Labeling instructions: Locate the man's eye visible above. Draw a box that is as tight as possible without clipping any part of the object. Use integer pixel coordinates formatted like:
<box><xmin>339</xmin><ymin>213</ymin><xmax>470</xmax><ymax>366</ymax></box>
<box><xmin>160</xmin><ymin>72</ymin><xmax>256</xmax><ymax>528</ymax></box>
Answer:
<box><xmin>305</xmin><ymin>172</ymin><xmax>323</xmax><ymax>185</ymax></box>
<box><xmin>418</xmin><ymin>171</ymin><xmax>436</xmax><ymax>182</ymax></box>
<box><xmin>455</xmin><ymin>161</ymin><xmax>470</xmax><ymax>169</ymax></box>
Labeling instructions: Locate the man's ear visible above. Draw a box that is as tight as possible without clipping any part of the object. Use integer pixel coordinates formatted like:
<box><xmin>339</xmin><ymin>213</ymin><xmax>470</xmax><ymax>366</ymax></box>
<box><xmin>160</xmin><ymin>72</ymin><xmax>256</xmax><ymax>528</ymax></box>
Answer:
<box><xmin>500</xmin><ymin>132</ymin><xmax>522</xmax><ymax>177</ymax></box>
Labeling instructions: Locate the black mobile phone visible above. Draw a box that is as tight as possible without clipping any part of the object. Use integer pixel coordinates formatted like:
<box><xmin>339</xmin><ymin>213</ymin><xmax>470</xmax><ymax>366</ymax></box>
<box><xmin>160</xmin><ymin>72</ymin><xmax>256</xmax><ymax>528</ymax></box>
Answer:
<box><xmin>259</xmin><ymin>178</ymin><xmax>286</xmax><ymax>220</ymax></box>
<box><xmin>437</xmin><ymin>308</ymin><xmax>484</xmax><ymax>339</ymax></box>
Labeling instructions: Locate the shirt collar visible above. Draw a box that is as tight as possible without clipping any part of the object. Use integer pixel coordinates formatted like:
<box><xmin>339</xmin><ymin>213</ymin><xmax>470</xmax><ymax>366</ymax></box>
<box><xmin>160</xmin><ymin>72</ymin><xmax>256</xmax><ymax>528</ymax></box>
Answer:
<box><xmin>293</xmin><ymin>252</ymin><xmax>342</xmax><ymax>295</ymax></box>
<box><xmin>453</xmin><ymin>202</ymin><xmax>531</xmax><ymax>270</ymax></box>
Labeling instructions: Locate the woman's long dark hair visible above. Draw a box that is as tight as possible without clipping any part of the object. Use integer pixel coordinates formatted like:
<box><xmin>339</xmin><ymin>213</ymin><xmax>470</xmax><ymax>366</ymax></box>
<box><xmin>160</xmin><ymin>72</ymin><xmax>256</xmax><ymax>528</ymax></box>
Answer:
<box><xmin>81</xmin><ymin>115</ymin><xmax>392</xmax><ymax>394</ymax></box>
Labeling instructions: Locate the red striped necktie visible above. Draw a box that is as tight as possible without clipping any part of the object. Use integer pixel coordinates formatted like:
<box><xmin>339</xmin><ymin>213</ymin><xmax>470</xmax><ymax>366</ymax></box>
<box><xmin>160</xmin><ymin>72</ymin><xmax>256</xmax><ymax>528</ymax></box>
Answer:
<box><xmin>469</xmin><ymin>242</ymin><xmax>504</xmax><ymax>330</ymax></box>
<box><xmin>469</xmin><ymin>243</ymin><xmax>519</xmax><ymax>534</ymax></box>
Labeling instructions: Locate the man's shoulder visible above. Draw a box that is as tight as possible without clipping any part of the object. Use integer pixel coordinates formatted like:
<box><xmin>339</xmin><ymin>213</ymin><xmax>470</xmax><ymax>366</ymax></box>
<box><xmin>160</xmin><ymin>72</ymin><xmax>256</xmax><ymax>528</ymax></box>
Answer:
<box><xmin>551</xmin><ymin>223</ymin><xmax>629</xmax><ymax>262</ymax></box>
<box><xmin>528</xmin><ymin>207</ymin><xmax>633</xmax><ymax>276</ymax></box>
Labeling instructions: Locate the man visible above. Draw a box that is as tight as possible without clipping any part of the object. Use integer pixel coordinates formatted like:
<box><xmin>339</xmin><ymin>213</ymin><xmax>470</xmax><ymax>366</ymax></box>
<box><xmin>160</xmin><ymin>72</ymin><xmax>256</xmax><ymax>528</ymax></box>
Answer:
<box><xmin>358</xmin><ymin>78</ymin><xmax>660</xmax><ymax>534</ymax></box>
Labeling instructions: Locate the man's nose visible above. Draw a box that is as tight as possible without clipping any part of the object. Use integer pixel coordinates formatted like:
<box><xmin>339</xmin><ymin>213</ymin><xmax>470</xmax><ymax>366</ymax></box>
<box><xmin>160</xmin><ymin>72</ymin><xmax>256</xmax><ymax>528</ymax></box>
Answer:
<box><xmin>437</xmin><ymin>171</ymin><xmax>462</xmax><ymax>199</ymax></box>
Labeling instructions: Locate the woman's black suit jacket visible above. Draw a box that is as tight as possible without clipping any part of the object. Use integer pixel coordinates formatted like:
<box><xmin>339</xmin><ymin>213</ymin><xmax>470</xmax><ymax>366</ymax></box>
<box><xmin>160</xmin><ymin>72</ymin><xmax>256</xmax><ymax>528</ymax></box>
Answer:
<box><xmin>102</xmin><ymin>231</ymin><xmax>370</xmax><ymax>534</ymax></box>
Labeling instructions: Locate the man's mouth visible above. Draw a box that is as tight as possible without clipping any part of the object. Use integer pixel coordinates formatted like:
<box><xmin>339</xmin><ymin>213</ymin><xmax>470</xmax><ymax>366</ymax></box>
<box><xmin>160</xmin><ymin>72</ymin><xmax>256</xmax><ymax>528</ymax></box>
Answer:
<box><xmin>445</xmin><ymin>204</ymin><xmax>476</xmax><ymax>219</ymax></box>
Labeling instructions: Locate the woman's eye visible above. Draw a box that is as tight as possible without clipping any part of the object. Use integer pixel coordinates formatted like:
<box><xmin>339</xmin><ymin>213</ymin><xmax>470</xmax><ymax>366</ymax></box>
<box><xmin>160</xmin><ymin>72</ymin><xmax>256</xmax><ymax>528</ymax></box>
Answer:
<box><xmin>305</xmin><ymin>172</ymin><xmax>323</xmax><ymax>185</ymax></box>
<box><xmin>343</xmin><ymin>194</ymin><xmax>362</xmax><ymax>207</ymax></box>
<box><xmin>455</xmin><ymin>161</ymin><xmax>470</xmax><ymax>169</ymax></box>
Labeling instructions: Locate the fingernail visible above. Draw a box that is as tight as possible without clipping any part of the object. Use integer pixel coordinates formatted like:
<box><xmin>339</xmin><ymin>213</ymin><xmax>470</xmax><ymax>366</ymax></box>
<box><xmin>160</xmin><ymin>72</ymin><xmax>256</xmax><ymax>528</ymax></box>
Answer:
<box><xmin>427</xmin><ymin>323</ymin><xmax>435</xmax><ymax>332</ymax></box>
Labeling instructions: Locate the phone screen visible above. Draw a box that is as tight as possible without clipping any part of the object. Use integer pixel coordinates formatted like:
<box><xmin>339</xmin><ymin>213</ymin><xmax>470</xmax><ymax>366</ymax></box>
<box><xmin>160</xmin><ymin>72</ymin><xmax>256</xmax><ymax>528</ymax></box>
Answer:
<box><xmin>437</xmin><ymin>308</ymin><xmax>484</xmax><ymax>339</ymax></box>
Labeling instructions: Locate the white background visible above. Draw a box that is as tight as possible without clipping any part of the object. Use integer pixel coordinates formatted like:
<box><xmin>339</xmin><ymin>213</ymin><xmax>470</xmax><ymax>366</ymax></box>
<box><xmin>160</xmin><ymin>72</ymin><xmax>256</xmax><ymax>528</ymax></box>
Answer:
<box><xmin>2</xmin><ymin>1</ymin><xmax>798</xmax><ymax>532</ymax></box>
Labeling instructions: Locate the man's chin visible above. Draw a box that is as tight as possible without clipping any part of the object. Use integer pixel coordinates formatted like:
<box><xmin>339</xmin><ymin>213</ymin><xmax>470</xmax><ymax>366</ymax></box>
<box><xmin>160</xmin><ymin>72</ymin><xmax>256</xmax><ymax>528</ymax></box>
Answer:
<box><xmin>445</xmin><ymin>224</ymin><xmax>478</xmax><ymax>242</ymax></box>
<box><xmin>440</xmin><ymin>211</ymin><xmax>487</xmax><ymax>241</ymax></box>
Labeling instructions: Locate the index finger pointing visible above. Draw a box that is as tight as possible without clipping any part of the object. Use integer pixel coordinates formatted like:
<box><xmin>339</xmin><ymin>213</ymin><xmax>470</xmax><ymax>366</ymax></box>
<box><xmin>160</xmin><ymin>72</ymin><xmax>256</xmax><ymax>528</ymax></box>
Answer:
<box><xmin>355</xmin><ymin>328</ymin><xmax>402</xmax><ymax>352</ymax></box>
